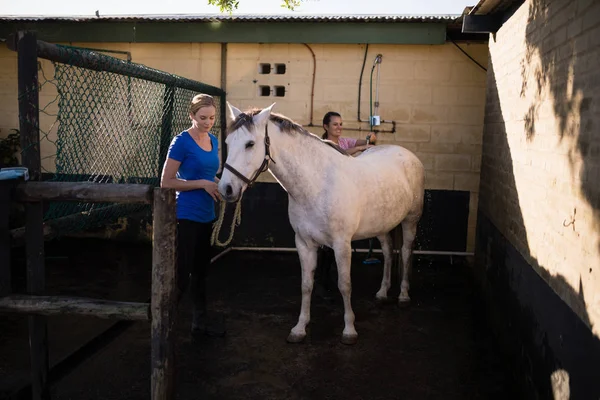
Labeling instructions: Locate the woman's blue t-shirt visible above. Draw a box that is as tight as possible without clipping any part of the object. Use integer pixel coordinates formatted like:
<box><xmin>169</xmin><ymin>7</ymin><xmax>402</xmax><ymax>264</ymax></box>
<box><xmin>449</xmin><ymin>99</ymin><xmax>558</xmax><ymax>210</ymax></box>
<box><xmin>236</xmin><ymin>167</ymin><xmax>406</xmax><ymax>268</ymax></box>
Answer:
<box><xmin>166</xmin><ymin>131</ymin><xmax>219</xmax><ymax>223</ymax></box>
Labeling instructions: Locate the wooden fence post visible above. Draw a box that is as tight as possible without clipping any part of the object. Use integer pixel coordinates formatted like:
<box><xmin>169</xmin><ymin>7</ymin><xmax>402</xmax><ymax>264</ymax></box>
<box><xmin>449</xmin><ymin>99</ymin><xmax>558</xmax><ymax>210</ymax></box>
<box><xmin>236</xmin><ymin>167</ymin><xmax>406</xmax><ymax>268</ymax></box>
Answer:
<box><xmin>151</xmin><ymin>187</ymin><xmax>177</xmax><ymax>400</ymax></box>
<box><xmin>16</xmin><ymin>30</ymin><xmax>50</xmax><ymax>400</ymax></box>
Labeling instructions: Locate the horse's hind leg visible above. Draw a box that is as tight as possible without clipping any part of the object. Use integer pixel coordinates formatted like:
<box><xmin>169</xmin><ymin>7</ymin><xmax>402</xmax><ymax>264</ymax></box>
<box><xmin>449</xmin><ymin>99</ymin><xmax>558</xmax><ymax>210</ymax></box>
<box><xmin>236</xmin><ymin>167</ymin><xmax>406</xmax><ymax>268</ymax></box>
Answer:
<box><xmin>375</xmin><ymin>232</ymin><xmax>393</xmax><ymax>303</ymax></box>
<box><xmin>399</xmin><ymin>219</ymin><xmax>418</xmax><ymax>304</ymax></box>
<box><xmin>333</xmin><ymin>241</ymin><xmax>357</xmax><ymax>345</ymax></box>
<box><xmin>287</xmin><ymin>234</ymin><xmax>318</xmax><ymax>343</ymax></box>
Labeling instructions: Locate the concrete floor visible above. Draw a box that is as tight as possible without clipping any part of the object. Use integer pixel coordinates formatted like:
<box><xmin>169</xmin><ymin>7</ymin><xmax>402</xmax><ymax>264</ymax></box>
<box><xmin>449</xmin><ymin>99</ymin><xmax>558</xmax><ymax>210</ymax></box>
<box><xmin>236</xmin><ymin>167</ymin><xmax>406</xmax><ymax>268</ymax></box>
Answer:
<box><xmin>1</xmin><ymin>239</ymin><xmax>516</xmax><ymax>400</ymax></box>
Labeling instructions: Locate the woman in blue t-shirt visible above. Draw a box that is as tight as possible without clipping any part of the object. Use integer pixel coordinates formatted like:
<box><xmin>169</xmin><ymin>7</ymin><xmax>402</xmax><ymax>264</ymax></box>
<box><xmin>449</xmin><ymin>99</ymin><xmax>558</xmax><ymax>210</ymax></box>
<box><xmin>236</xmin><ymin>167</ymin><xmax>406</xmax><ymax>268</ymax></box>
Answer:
<box><xmin>160</xmin><ymin>93</ymin><xmax>224</xmax><ymax>338</ymax></box>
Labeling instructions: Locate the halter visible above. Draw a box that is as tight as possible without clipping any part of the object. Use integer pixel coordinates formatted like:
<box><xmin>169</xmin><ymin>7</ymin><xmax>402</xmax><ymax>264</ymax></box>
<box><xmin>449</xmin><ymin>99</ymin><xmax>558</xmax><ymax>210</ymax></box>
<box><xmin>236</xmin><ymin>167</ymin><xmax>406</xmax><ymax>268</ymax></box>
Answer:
<box><xmin>223</xmin><ymin>114</ymin><xmax>276</xmax><ymax>188</ymax></box>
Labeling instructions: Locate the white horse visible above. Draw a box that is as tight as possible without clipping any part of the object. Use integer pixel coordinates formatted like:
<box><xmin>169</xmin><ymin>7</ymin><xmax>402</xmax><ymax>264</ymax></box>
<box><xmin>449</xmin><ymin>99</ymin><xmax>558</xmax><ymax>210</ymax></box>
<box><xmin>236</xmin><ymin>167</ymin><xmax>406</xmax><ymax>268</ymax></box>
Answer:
<box><xmin>218</xmin><ymin>103</ymin><xmax>425</xmax><ymax>345</ymax></box>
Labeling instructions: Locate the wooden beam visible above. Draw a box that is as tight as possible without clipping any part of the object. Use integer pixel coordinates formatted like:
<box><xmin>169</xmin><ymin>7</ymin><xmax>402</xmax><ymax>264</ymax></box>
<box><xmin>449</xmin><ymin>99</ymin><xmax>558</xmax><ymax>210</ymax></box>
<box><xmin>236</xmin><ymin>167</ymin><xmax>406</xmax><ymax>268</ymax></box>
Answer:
<box><xmin>16</xmin><ymin>30</ymin><xmax>51</xmax><ymax>400</ymax></box>
<box><xmin>151</xmin><ymin>187</ymin><xmax>177</xmax><ymax>400</ymax></box>
<box><xmin>15</xmin><ymin>182</ymin><xmax>155</xmax><ymax>204</ymax></box>
<box><xmin>0</xmin><ymin>295</ymin><xmax>150</xmax><ymax>320</ymax></box>
<box><xmin>9</xmin><ymin>203</ymin><xmax>139</xmax><ymax>246</ymax></box>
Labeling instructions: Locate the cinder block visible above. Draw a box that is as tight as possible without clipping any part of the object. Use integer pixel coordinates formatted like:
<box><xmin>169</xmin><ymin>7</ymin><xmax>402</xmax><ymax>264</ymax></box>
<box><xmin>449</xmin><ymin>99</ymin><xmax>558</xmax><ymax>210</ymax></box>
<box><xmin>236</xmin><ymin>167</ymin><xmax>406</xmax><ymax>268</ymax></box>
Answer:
<box><xmin>193</xmin><ymin>43</ymin><xmax>221</xmax><ymax>60</ymax></box>
<box><xmin>454</xmin><ymin>172</ymin><xmax>481</xmax><ymax>192</ymax></box>
<box><xmin>414</xmin><ymin>61</ymin><xmax>451</xmax><ymax>82</ymax></box>
<box><xmin>431</xmin><ymin>125</ymin><xmax>463</xmax><ymax>143</ymax></box>
<box><xmin>461</xmin><ymin>126</ymin><xmax>484</xmax><ymax>145</ymax></box>
<box><xmin>450</xmin><ymin>62</ymin><xmax>487</xmax><ymax>83</ymax></box>
<box><xmin>228</xmin><ymin>44</ymin><xmax>260</xmax><ymax>60</ymax></box>
<box><xmin>425</xmin><ymin>171</ymin><xmax>454</xmax><ymax>190</ymax></box>
<box><xmin>395</xmin><ymin>85</ymin><xmax>432</xmax><ymax>105</ymax></box>
<box><xmin>435</xmin><ymin>154</ymin><xmax>471</xmax><ymax>171</ymax></box>
<box><xmin>130</xmin><ymin>43</ymin><xmax>193</xmax><ymax>60</ymax></box>
<box><xmin>410</xmin><ymin>105</ymin><xmax>449</xmax><ymax>124</ymax></box>
<box><xmin>418</xmin><ymin>142</ymin><xmax>455</xmax><ymax>153</ymax></box>
<box><xmin>455</xmin><ymin>143</ymin><xmax>483</xmax><ymax>155</ymax></box>
<box><xmin>433</xmin><ymin>86</ymin><xmax>460</xmax><ymax>105</ymax></box>
<box><xmin>395</xmin><ymin>124</ymin><xmax>431</xmax><ymax>143</ymax></box>
<box><xmin>448</xmin><ymin>106</ymin><xmax>485</xmax><ymax>125</ymax></box>
<box><xmin>414</xmin><ymin>152</ymin><xmax>434</xmax><ymax>170</ymax></box>
<box><xmin>472</xmin><ymin>155</ymin><xmax>482</xmax><ymax>172</ymax></box>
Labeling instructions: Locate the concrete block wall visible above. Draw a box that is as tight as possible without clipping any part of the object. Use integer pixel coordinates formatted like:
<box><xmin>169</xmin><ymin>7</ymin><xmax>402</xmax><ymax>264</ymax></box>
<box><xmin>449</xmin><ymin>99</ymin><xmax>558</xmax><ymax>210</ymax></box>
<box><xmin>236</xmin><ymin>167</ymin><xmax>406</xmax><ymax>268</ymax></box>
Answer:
<box><xmin>479</xmin><ymin>0</ymin><xmax>600</xmax><ymax>335</ymax></box>
<box><xmin>223</xmin><ymin>42</ymin><xmax>488</xmax><ymax>251</ymax></box>
<box><xmin>0</xmin><ymin>40</ymin><xmax>488</xmax><ymax>251</ymax></box>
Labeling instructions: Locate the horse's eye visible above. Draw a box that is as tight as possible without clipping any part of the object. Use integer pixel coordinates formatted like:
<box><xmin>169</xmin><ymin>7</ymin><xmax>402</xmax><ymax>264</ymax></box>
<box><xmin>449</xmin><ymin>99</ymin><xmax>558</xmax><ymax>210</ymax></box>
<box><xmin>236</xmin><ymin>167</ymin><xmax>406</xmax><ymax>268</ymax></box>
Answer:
<box><xmin>245</xmin><ymin>141</ymin><xmax>255</xmax><ymax>149</ymax></box>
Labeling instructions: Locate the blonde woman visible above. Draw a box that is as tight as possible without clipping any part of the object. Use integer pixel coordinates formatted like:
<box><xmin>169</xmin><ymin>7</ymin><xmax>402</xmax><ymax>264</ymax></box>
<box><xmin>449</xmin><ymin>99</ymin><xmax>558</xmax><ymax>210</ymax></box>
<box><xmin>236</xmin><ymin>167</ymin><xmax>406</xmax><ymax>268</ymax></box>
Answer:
<box><xmin>161</xmin><ymin>93</ymin><xmax>225</xmax><ymax>338</ymax></box>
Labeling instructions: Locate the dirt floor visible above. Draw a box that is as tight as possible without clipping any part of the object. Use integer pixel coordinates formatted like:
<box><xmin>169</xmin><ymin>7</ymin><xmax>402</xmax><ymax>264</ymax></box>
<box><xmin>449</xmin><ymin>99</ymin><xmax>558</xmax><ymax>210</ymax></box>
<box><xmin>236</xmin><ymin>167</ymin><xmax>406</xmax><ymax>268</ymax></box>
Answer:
<box><xmin>1</xmin><ymin>239</ymin><xmax>517</xmax><ymax>400</ymax></box>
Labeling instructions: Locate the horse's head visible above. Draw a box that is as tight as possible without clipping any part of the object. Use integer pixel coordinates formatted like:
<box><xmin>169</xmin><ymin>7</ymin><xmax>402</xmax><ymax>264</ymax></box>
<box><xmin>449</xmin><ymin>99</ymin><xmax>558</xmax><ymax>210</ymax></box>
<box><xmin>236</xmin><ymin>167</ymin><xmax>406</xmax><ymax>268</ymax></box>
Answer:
<box><xmin>218</xmin><ymin>102</ymin><xmax>276</xmax><ymax>202</ymax></box>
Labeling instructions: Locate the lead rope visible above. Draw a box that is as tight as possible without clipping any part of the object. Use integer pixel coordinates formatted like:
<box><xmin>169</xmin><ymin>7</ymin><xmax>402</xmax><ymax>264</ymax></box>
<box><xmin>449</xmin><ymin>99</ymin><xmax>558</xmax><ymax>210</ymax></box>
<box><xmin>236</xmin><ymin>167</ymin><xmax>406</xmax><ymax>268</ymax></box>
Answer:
<box><xmin>211</xmin><ymin>197</ymin><xmax>243</xmax><ymax>247</ymax></box>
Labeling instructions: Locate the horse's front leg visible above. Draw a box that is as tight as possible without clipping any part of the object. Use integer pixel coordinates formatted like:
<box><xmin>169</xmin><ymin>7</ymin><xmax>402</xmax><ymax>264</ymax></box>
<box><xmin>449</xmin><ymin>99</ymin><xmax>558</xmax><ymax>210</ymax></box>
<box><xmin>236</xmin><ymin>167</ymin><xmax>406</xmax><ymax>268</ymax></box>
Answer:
<box><xmin>287</xmin><ymin>234</ymin><xmax>318</xmax><ymax>343</ymax></box>
<box><xmin>334</xmin><ymin>241</ymin><xmax>358</xmax><ymax>345</ymax></box>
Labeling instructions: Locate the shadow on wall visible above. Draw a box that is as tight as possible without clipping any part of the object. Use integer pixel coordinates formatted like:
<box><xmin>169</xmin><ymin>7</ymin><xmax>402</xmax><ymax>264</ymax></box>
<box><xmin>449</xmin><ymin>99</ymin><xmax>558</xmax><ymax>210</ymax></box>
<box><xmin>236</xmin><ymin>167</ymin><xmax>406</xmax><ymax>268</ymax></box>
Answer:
<box><xmin>480</xmin><ymin>59</ymin><xmax>600</xmax><ymax>400</ymax></box>
<box><xmin>475</xmin><ymin>0</ymin><xmax>600</xmax><ymax>397</ymax></box>
<box><xmin>522</xmin><ymin>0</ymin><xmax>600</xmax><ymax>251</ymax></box>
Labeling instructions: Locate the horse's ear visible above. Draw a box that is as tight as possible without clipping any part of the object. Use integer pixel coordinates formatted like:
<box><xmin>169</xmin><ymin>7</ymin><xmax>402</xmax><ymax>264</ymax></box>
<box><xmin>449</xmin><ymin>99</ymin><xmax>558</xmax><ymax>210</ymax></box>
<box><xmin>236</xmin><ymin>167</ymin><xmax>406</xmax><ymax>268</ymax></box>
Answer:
<box><xmin>254</xmin><ymin>103</ymin><xmax>276</xmax><ymax>127</ymax></box>
<box><xmin>227</xmin><ymin>102</ymin><xmax>243</xmax><ymax>122</ymax></box>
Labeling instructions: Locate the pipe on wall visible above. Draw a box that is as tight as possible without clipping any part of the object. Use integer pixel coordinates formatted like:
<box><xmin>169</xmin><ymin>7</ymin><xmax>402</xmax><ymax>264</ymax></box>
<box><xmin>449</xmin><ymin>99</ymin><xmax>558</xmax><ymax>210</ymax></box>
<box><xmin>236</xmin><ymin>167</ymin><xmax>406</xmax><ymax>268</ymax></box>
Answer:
<box><xmin>303</xmin><ymin>43</ymin><xmax>317</xmax><ymax>127</ymax></box>
<box><xmin>357</xmin><ymin>44</ymin><xmax>394</xmax><ymax>128</ymax></box>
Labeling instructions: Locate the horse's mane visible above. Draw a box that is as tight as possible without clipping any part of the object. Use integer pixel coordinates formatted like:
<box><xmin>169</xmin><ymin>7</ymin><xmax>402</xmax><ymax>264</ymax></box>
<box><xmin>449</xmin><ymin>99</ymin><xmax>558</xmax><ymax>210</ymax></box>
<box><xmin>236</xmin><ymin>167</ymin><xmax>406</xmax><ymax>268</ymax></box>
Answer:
<box><xmin>228</xmin><ymin>108</ymin><xmax>349</xmax><ymax>156</ymax></box>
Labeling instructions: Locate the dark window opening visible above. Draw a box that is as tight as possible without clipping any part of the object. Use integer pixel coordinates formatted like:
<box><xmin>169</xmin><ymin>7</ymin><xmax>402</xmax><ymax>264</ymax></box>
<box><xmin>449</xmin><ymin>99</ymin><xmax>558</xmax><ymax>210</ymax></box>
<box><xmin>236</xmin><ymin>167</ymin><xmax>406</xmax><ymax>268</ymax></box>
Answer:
<box><xmin>274</xmin><ymin>86</ymin><xmax>286</xmax><ymax>97</ymax></box>
<box><xmin>275</xmin><ymin>63</ymin><xmax>287</xmax><ymax>74</ymax></box>
<box><xmin>259</xmin><ymin>85</ymin><xmax>271</xmax><ymax>96</ymax></box>
<box><xmin>259</xmin><ymin>63</ymin><xmax>271</xmax><ymax>74</ymax></box>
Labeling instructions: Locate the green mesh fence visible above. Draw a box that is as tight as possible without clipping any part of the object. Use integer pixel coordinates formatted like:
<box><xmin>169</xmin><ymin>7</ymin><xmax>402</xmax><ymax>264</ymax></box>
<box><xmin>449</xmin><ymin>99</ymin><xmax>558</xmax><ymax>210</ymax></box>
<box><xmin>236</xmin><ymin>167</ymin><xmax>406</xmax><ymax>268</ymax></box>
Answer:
<box><xmin>27</xmin><ymin>43</ymin><xmax>226</xmax><ymax>236</ymax></box>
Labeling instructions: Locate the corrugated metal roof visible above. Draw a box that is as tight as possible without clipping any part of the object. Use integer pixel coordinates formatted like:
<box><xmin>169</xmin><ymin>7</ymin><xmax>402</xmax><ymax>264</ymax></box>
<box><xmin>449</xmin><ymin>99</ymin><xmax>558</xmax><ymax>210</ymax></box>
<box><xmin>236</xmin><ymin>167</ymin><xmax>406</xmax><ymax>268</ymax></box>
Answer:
<box><xmin>0</xmin><ymin>14</ymin><xmax>461</xmax><ymax>23</ymax></box>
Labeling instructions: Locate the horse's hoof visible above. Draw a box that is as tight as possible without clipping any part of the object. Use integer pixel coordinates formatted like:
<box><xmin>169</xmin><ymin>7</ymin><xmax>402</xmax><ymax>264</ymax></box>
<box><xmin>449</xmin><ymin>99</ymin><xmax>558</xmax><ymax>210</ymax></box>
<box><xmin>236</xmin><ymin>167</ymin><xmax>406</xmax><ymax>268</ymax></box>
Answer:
<box><xmin>375</xmin><ymin>296</ymin><xmax>391</xmax><ymax>307</ymax></box>
<box><xmin>341</xmin><ymin>334</ymin><xmax>358</xmax><ymax>345</ymax></box>
<box><xmin>398</xmin><ymin>296</ymin><xmax>411</xmax><ymax>307</ymax></box>
<box><xmin>286</xmin><ymin>332</ymin><xmax>306</xmax><ymax>344</ymax></box>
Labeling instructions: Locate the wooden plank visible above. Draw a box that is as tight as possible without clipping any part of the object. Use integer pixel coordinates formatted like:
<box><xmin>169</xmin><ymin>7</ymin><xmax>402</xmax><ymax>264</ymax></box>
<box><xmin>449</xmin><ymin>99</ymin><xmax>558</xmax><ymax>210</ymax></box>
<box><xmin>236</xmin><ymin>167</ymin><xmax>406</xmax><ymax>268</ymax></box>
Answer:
<box><xmin>0</xmin><ymin>295</ymin><xmax>150</xmax><ymax>320</ymax></box>
<box><xmin>16</xmin><ymin>30</ymin><xmax>51</xmax><ymax>400</ymax></box>
<box><xmin>10</xmin><ymin>203</ymin><xmax>132</xmax><ymax>246</ymax></box>
<box><xmin>15</xmin><ymin>182</ymin><xmax>154</xmax><ymax>204</ymax></box>
<box><xmin>151</xmin><ymin>187</ymin><xmax>177</xmax><ymax>400</ymax></box>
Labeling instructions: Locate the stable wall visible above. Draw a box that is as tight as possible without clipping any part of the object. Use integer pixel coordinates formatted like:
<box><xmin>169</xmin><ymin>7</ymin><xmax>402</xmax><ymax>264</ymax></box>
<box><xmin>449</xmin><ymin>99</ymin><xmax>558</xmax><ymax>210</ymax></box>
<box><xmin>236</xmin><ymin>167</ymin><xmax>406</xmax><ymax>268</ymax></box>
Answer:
<box><xmin>0</xmin><ymin>40</ymin><xmax>487</xmax><ymax>251</ymax></box>
<box><xmin>474</xmin><ymin>0</ymin><xmax>600</xmax><ymax>397</ymax></box>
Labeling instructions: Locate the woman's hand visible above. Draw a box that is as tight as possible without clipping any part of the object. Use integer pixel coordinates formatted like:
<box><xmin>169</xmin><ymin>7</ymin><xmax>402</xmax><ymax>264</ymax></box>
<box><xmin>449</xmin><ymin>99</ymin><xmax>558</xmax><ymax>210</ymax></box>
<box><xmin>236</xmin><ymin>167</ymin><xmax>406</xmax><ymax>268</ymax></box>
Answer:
<box><xmin>366</xmin><ymin>132</ymin><xmax>377</xmax><ymax>144</ymax></box>
<box><xmin>199</xmin><ymin>179</ymin><xmax>221</xmax><ymax>201</ymax></box>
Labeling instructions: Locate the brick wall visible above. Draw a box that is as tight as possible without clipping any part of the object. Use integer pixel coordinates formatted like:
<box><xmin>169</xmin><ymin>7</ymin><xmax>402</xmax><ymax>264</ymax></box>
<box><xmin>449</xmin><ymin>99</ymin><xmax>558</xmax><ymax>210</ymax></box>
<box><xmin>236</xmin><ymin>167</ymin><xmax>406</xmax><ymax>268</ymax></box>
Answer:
<box><xmin>0</xmin><ymin>40</ymin><xmax>488</xmax><ymax>250</ymax></box>
<box><xmin>479</xmin><ymin>0</ymin><xmax>600</xmax><ymax>335</ymax></box>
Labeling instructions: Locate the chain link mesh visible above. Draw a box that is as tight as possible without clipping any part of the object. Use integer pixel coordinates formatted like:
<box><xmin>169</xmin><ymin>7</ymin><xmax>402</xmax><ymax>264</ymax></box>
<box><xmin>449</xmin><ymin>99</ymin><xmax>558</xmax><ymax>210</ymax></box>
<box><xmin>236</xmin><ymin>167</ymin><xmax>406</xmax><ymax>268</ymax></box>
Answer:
<box><xmin>29</xmin><ymin>45</ymin><xmax>224</xmax><ymax>236</ymax></box>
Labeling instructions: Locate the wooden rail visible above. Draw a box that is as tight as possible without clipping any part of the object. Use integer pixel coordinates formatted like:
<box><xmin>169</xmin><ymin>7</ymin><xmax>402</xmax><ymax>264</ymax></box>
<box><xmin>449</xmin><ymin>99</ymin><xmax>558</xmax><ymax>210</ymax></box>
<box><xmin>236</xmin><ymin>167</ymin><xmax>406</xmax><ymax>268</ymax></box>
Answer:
<box><xmin>15</xmin><ymin>182</ymin><xmax>155</xmax><ymax>204</ymax></box>
<box><xmin>3</xmin><ymin>30</ymin><xmax>181</xmax><ymax>400</ymax></box>
<box><xmin>0</xmin><ymin>295</ymin><xmax>150</xmax><ymax>320</ymax></box>
<box><xmin>150</xmin><ymin>187</ymin><xmax>177</xmax><ymax>400</ymax></box>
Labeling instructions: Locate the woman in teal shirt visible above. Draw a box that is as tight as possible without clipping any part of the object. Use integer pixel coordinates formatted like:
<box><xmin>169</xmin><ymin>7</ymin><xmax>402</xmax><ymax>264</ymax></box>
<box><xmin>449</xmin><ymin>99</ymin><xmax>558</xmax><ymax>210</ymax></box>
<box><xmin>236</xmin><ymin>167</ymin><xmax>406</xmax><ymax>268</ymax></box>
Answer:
<box><xmin>160</xmin><ymin>93</ymin><xmax>224</xmax><ymax>337</ymax></box>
